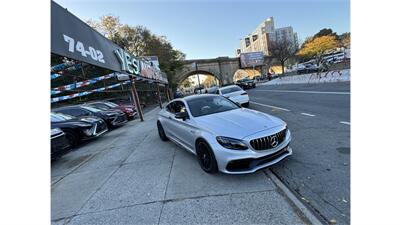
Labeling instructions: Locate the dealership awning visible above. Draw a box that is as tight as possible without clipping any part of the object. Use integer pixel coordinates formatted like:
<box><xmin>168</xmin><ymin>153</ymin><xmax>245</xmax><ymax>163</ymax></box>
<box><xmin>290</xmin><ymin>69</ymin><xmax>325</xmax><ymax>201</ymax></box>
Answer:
<box><xmin>51</xmin><ymin>1</ymin><xmax>170</xmax><ymax>121</ymax></box>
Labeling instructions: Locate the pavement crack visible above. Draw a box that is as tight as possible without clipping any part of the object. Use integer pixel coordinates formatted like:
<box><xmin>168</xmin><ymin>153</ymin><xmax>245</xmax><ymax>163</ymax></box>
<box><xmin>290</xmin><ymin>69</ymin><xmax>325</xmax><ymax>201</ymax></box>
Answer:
<box><xmin>157</xmin><ymin>147</ymin><xmax>177</xmax><ymax>225</ymax></box>
<box><xmin>63</xmin><ymin>189</ymin><xmax>277</xmax><ymax>221</ymax></box>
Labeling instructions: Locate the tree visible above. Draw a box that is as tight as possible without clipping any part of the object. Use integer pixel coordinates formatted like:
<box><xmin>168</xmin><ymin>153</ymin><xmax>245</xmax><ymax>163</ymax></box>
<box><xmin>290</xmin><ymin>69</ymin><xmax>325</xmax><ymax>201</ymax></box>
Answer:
<box><xmin>203</xmin><ymin>75</ymin><xmax>218</xmax><ymax>88</ymax></box>
<box><xmin>181</xmin><ymin>79</ymin><xmax>193</xmax><ymax>88</ymax></box>
<box><xmin>87</xmin><ymin>15</ymin><xmax>185</xmax><ymax>89</ymax></box>
<box><xmin>268</xmin><ymin>38</ymin><xmax>297</xmax><ymax>74</ymax></box>
<box><xmin>297</xmin><ymin>35</ymin><xmax>340</xmax><ymax>75</ymax></box>
<box><xmin>314</xmin><ymin>28</ymin><xmax>338</xmax><ymax>39</ymax></box>
<box><xmin>338</xmin><ymin>32</ymin><xmax>350</xmax><ymax>48</ymax></box>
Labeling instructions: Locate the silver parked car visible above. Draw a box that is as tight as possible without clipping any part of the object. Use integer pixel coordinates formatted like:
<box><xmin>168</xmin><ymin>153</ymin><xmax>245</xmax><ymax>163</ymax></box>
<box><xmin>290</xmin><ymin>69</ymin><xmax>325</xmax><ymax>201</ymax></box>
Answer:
<box><xmin>157</xmin><ymin>94</ymin><xmax>292</xmax><ymax>174</ymax></box>
<box><xmin>218</xmin><ymin>85</ymin><xmax>250</xmax><ymax>107</ymax></box>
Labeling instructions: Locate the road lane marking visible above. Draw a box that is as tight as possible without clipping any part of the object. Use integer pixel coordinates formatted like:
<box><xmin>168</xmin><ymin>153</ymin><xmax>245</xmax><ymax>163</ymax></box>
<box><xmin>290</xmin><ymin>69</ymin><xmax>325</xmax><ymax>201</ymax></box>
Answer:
<box><xmin>301</xmin><ymin>113</ymin><xmax>315</xmax><ymax>117</ymax></box>
<box><xmin>250</xmin><ymin>101</ymin><xmax>291</xmax><ymax>112</ymax></box>
<box><xmin>340</xmin><ymin>121</ymin><xmax>351</xmax><ymax>125</ymax></box>
<box><xmin>254</xmin><ymin>90</ymin><xmax>350</xmax><ymax>95</ymax></box>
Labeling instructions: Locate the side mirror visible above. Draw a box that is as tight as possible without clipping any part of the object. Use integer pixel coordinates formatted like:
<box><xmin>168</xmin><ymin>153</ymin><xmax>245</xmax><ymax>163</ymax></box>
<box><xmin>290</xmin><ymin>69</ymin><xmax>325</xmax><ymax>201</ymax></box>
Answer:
<box><xmin>175</xmin><ymin>111</ymin><xmax>189</xmax><ymax>120</ymax></box>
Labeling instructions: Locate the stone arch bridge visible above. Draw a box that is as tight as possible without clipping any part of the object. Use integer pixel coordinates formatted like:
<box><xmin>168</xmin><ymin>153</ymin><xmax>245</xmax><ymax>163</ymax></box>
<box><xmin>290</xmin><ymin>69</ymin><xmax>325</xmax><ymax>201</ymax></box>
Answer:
<box><xmin>173</xmin><ymin>56</ymin><xmax>276</xmax><ymax>86</ymax></box>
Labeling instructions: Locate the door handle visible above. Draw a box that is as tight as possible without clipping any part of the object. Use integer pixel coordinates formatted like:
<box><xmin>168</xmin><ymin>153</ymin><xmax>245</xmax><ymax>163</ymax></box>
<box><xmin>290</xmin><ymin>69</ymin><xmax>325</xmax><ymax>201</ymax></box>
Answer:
<box><xmin>190</xmin><ymin>130</ymin><xmax>195</xmax><ymax>133</ymax></box>
<box><xmin>168</xmin><ymin>116</ymin><xmax>172</xmax><ymax>119</ymax></box>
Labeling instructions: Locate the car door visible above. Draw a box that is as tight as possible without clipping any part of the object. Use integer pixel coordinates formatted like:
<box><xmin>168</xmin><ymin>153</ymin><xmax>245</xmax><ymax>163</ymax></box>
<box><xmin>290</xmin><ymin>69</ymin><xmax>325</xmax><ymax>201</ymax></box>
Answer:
<box><xmin>167</xmin><ymin>100</ymin><xmax>197</xmax><ymax>150</ymax></box>
<box><xmin>162</xmin><ymin>102</ymin><xmax>177</xmax><ymax>137</ymax></box>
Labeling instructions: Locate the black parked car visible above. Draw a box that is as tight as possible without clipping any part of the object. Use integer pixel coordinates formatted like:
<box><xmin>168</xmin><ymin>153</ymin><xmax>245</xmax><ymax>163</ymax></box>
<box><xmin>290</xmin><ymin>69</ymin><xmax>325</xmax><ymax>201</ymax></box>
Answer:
<box><xmin>236</xmin><ymin>78</ymin><xmax>256</xmax><ymax>89</ymax></box>
<box><xmin>51</xmin><ymin>128</ymin><xmax>70</xmax><ymax>159</ymax></box>
<box><xmin>53</xmin><ymin>105</ymin><xmax>127</xmax><ymax>128</ymax></box>
<box><xmin>51</xmin><ymin>112</ymin><xmax>108</xmax><ymax>147</ymax></box>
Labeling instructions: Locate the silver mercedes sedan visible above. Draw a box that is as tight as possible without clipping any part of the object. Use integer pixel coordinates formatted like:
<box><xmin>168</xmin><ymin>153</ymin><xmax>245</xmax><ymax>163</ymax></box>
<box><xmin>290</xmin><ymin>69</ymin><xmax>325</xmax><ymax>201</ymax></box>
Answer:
<box><xmin>157</xmin><ymin>94</ymin><xmax>292</xmax><ymax>174</ymax></box>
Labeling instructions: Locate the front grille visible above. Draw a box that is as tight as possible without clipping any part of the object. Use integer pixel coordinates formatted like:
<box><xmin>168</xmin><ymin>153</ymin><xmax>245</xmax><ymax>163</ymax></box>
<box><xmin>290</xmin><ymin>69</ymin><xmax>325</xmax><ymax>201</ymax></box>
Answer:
<box><xmin>250</xmin><ymin>128</ymin><xmax>287</xmax><ymax>151</ymax></box>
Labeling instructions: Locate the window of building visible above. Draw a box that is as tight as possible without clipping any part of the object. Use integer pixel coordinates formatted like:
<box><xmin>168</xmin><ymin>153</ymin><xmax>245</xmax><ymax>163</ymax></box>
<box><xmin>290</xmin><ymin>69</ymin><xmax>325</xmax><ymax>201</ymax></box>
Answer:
<box><xmin>245</xmin><ymin>38</ymin><xmax>250</xmax><ymax>47</ymax></box>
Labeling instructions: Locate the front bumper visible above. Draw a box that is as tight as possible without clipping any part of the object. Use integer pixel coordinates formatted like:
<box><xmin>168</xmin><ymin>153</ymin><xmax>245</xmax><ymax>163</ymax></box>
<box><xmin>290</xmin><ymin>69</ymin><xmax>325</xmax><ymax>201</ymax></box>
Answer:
<box><xmin>230</xmin><ymin>95</ymin><xmax>250</xmax><ymax>105</ymax></box>
<box><xmin>212</xmin><ymin>129</ymin><xmax>292</xmax><ymax>174</ymax></box>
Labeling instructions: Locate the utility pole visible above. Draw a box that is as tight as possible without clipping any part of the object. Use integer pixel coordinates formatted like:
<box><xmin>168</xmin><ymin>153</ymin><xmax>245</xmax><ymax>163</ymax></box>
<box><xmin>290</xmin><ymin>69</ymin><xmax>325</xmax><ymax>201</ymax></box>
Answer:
<box><xmin>195</xmin><ymin>62</ymin><xmax>201</xmax><ymax>92</ymax></box>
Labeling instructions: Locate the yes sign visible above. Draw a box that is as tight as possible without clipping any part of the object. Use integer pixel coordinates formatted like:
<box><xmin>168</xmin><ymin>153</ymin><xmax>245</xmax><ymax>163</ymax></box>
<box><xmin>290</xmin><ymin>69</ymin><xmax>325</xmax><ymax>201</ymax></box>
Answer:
<box><xmin>114</xmin><ymin>49</ymin><xmax>140</xmax><ymax>76</ymax></box>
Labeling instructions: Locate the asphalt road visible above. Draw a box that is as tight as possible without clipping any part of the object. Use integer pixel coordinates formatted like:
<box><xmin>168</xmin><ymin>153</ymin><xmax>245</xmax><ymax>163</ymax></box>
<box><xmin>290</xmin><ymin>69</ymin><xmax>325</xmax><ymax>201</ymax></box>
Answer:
<box><xmin>248</xmin><ymin>82</ymin><xmax>350</xmax><ymax>225</ymax></box>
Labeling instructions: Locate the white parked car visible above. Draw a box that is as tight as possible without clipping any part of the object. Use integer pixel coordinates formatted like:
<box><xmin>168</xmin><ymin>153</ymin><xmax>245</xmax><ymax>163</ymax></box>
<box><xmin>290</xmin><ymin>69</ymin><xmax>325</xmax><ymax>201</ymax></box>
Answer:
<box><xmin>157</xmin><ymin>94</ymin><xmax>292</xmax><ymax>174</ymax></box>
<box><xmin>218</xmin><ymin>85</ymin><xmax>249</xmax><ymax>107</ymax></box>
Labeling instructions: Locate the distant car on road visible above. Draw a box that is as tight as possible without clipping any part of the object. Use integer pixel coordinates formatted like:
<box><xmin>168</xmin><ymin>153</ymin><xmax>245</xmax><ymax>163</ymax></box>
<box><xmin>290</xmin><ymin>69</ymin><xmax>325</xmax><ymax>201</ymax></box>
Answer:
<box><xmin>174</xmin><ymin>90</ymin><xmax>185</xmax><ymax>99</ymax></box>
<box><xmin>236</xmin><ymin>77</ymin><xmax>256</xmax><ymax>89</ymax></box>
<box><xmin>296</xmin><ymin>63</ymin><xmax>318</xmax><ymax>74</ymax></box>
<box><xmin>53</xmin><ymin>105</ymin><xmax>127</xmax><ymax>128</ymax></box>
<box><xmin>157</xmin><ymin>94</ymin><xmax>292</xmax><ymax>174</ymax></box>
<box><xmin>51</xmin><ymin>128</ymin><xmax>70</xmax><ymax>159</ymax></box>
<box><xmin>206</xmin><ymin>86</ymin><xmax>219</xmax><ymax>94</ymax></box>
<box><xmin>194</xmin><ymin>87</ymin><xmax>206</xmax><ymax>94</ymax></box>
<box><xmin>51</xmin><ymin>112</ymin><xmax>108</xmax><ymax>147</ymax></box>
<box><xmin>218</xmin><ymin>85</ymin><xmax>249</xmax><ymax>107</ymax></box>
<box><xmin>85</xmin><ymin>101</ymin><xmax>137</xmax><ymax>120</ymax></box>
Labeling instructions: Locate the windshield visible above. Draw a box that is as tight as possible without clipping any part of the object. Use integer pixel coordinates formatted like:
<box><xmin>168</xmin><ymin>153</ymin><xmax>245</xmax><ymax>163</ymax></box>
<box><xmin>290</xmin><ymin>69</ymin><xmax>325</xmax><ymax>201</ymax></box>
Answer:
<box><xmin>220</xmin><ymin>86</ymin><xmax>242</xmax><ymax>94</ymax></box>
<box><xmin>187</xmin><ymin>95</ymin><xmax>239</xmax><ymax>117</ymax></box>
<box><xmin>51</xmin><ymin>112</ymin><xmax>74</xmax><ymax>122</ymax></box>
<box><xmin>81</xmin><ymin>105</ymin><xmax>102</xmax><ymax>113</ymax></box>
<box><xmin>104</xmin><ymin>102</ymin><xmax>119</xmax><ymax>107</ymax></box>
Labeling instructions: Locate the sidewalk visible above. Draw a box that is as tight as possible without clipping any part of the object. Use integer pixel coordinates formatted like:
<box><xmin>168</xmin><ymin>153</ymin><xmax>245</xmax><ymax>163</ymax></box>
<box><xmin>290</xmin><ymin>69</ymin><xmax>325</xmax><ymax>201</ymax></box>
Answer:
<box><xmin>51</xmin><ymin>107</ymin><xmax>310</xmax><ymax>225</ymax></box>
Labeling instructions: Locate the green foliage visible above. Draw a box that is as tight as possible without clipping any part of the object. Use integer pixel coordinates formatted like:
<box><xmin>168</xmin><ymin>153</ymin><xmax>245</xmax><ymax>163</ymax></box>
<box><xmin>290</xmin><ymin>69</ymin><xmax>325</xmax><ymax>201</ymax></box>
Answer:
<box><xmin>297</xmin><ymin>29</ymin><xmax>350</xmax><ymax>62</ymax></box>
<box><xmin>86</xmin><ymin>15</ymin><xmax>186</xmax><ymax>88</ymax></box>
<box><xmin>314</xmin><ymin>28</ymin><xmax>338</xmax><ymax>39</ymax></box>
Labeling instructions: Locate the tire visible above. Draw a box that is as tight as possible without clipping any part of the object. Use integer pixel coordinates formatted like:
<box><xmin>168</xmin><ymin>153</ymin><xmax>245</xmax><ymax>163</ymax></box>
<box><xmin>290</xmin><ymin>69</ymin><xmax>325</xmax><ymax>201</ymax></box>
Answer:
<box><xmin>242</xmin><ymin>102</ymin><xmax>250</xmax><ymax>108</ymax></box>
<box><xmin>157</xmin><ymin>121</ymin><xmax>169</xmax><ymax>141</ymax></box>
<box><xmin>64</xmin><ymin>130</ymin><xmax>79</xmax><ymax>147</ymax></box>
<box><xmin>196</xmin><ymin>140</ymin><xmax>218</xmax><ymax>173</ymax></box>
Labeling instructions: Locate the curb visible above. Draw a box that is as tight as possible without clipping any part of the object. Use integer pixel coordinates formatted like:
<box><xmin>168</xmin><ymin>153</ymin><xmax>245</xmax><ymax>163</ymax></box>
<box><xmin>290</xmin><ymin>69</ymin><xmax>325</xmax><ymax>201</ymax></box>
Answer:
<box><xmin>265</xmin><ymin>169</ymin><xmax>324</xmax><ymax>225</ymax></box>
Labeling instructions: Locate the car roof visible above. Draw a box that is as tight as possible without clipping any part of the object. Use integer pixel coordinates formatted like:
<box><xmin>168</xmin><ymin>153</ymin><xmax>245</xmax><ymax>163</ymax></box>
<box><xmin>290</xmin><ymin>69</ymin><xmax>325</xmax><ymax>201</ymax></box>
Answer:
<box><xmin>178</xmin><ymin>94</ymin><xmax>220</xmax><ymax>102</ymax></box>
<box><xmin>219</xmin><ymin>85</ymin><xmax>239</xmax><ymax>90</ymax></box>
<box><xmin>53</xmin><ymin>105</ymin><xmax>83</xmax><ymax>111</ymax></box>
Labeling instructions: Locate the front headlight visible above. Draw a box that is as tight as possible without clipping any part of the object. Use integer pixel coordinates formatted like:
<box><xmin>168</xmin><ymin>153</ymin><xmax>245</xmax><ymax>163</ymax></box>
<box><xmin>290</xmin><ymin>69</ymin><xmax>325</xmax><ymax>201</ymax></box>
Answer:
<box><xmin>51</xmin><ymin>128</ymin><xmax>63</xmax><ymax>136</ymax></box>
<box><xmin>216</xmin><ymin>136</ymin><xmax>248</xmax><ymax>150</ymax></box>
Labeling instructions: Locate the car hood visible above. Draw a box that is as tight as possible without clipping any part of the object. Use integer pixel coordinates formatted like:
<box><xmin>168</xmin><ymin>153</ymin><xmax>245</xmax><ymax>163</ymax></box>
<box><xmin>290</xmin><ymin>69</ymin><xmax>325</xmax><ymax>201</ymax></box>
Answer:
<box><xmin>194</xmin><ymin>108</ymin><xmax>285</xmax><ymax>139</ymax></box>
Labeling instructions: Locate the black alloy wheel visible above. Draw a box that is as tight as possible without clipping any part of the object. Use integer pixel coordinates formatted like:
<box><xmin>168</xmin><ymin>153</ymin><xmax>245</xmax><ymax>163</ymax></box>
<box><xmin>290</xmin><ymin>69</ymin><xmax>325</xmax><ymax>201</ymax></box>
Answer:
<box><xmin>157</xmin><ymin>121</ymin><xmax>169</xmax><ymax>141</ymax></box>
<box><xmin>196</xmin><ymin>140</ymin><xmax>218</xmax><ymax>173</ymax></box>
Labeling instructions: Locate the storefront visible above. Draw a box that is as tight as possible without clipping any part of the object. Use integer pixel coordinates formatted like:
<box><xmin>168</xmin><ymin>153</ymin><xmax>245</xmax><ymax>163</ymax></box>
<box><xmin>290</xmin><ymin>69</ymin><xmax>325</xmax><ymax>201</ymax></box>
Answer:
<box><xmin>51</xmin><ymin>1</ymin><xmax>170</xmax><ymax>121</ymax></box>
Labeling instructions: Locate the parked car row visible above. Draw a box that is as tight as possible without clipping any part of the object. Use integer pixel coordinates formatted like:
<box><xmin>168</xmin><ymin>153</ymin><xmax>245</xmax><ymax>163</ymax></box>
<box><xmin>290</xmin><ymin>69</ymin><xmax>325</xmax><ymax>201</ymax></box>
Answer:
<box><xmin>51</xmin><ymin>100</ymin><xmax>138</xmax><ymax>160</ymax></box>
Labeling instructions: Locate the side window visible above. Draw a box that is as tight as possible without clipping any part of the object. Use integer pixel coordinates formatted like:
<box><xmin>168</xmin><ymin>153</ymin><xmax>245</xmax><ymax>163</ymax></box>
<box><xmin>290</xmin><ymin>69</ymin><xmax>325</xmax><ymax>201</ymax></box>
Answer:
<box><xmin>166</xmin><ymin>102</ymin><xmax>175</xmax><ymax>114</ymax></box>
<box><xmin>67</xmin><ymin>108</ymin><xmax>89</xmax><ymax>117</ymax></box>
<box><xmin>174</xmin><ymin>101</ymin><xmax>186</xmax><ymax>114</ymax></box>
<box><xmin>93</xmin><ymin>103</ymin><xmax>108</xmax><ymax>110</ymax></box>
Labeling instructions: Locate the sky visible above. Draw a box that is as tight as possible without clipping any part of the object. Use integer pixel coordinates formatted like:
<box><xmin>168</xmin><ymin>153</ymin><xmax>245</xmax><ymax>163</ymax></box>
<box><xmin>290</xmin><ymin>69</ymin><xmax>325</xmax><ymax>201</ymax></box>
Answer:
<box><xmin>54</xmin><ymin>0</ymin><xmax>350</xmax><ymax>59</ymax></box>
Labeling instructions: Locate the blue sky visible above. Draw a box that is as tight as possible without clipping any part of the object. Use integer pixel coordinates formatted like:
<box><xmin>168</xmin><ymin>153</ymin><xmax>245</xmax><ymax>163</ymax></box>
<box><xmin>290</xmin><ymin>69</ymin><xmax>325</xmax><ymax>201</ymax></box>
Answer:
<box><xmin>54</xmin><ymin>0</ymin><xmax>350</xmax><ymax>59</ymax></box>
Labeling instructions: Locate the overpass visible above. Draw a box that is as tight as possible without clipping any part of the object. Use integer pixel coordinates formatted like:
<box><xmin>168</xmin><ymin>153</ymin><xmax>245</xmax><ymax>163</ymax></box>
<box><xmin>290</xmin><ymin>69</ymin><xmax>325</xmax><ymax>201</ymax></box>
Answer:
<box><xmin>173</xmin><ymin>56</ymin><xmax>277</xmax><ymax>86</ymax></box>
